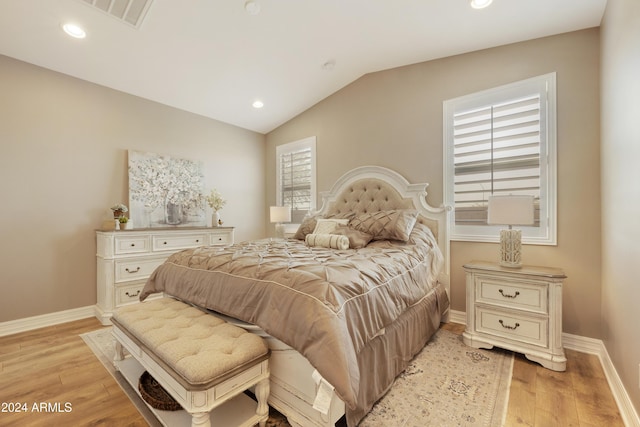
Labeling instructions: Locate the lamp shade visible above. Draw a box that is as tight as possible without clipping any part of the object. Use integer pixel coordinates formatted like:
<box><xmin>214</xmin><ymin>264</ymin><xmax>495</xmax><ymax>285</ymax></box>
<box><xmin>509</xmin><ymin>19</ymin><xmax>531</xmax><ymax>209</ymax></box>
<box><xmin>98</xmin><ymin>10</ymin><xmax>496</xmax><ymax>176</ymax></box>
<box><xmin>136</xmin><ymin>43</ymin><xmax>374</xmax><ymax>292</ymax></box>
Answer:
<box><xmin>487</xmin><ymin>195</ymin><xmax>534</xmax><ymax>226</ymax></box>
<box><xmin>270</xmin><ymin>206</ymin><xmax>291</xmax><ymax>223</ymax></box>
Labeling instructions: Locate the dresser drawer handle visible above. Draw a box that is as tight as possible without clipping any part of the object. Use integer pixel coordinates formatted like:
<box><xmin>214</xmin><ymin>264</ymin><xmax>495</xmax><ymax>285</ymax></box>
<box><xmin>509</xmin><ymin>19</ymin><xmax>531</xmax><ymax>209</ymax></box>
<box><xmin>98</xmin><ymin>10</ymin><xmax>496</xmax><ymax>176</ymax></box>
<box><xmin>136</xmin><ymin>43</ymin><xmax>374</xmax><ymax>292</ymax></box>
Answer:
<box><xmin>125</xmin><ymin>290</ymin><xmax>141</xmax><ymax>298</ymax></box>
<box><xmin>499</xmin><ymin>319</ymin><xmax>520</xmax><ymax>330</ymax></box>
<box><xmin>499</xmin><ymin>289</ymin><xmax>520</xmax><ymax>299</ymax></box>
<box><xmin>125</xmin><ymin>267</ymin><xmax>141</xmax><ymax>273</ymax></box>
<box><xmin>196</xmin><ymin>239</ymin><xmax>200</xmax><ymax>243</ymax></box>
<box><xmin>130</xmin><ymin>243</ymin><xmax>136</xmax><ymax>247</ymax></box>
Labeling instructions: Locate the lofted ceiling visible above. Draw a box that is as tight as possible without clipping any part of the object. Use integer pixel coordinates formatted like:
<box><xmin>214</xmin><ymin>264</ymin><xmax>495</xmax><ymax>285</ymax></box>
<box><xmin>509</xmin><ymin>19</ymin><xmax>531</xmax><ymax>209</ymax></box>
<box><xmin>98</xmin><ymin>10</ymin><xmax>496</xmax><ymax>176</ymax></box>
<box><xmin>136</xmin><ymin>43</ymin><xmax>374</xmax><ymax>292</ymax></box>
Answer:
<box><xmin>0</xmin><ymin>0</ymin><xmax>606</xmax><ymax>134</ymax></box>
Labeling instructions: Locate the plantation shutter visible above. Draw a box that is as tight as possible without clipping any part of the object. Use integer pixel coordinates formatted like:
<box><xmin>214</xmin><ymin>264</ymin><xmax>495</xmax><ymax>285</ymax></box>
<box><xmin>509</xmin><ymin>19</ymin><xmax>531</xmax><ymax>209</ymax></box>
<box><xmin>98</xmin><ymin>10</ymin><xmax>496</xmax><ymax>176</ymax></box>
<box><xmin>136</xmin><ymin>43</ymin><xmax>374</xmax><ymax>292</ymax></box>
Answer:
<box><xmin>452</xmin><ymin>95</ymin><xmax>541</xmax><ymax>226</ymax></box>
<box><xmin>279</xmin><ymin>146</ymin><xmax>312</xmax><ymax>223</ymax></box>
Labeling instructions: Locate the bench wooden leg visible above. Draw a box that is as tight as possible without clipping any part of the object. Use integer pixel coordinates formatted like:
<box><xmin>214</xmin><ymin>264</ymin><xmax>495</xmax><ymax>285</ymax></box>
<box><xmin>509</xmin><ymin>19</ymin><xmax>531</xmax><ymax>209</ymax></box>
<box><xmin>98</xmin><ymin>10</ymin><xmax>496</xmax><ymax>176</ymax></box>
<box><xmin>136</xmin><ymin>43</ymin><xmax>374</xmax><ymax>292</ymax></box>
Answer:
<box><xmin>255</xmin><ymin>377</ymin><xmax>270</xmax><ymax>427</ymax></box>
<box><xmin>190</xmin><ymin>412</ymin><xmax>211</xmax><ymax>427</ymax></box>
<box><xmin>113</xmin><ymin>340</ymin><xmax>125</xmax><ymax>362</ymax></box>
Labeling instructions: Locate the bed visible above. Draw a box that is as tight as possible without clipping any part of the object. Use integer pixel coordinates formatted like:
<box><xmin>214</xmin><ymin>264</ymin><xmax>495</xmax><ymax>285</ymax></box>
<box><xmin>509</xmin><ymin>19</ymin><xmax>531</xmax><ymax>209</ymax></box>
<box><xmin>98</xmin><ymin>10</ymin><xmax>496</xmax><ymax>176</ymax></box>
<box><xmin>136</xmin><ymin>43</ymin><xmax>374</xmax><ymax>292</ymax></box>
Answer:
<box><xmin>139</xmin><ymin>165</ymin><xmax>450</xmax><ymax>427</ymax></box>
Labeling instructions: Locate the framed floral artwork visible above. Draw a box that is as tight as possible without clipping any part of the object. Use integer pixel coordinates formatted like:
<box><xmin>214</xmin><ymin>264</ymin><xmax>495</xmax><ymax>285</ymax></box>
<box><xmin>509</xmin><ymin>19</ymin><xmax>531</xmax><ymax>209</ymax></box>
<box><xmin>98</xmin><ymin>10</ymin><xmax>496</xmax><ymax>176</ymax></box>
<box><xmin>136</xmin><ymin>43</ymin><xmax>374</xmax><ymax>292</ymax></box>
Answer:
<box><xmin>128</xmin><ymin>150</ymin><xmax>206</xmax><ymax>228</ymax></box>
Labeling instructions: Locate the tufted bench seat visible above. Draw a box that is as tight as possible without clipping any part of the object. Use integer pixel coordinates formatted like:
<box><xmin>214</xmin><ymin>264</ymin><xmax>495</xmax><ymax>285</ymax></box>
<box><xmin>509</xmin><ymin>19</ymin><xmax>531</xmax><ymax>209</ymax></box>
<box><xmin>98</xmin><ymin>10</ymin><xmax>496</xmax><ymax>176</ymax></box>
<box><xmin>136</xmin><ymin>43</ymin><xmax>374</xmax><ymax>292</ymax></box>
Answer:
<box><xmin>111</xmin><ymin>297</ymin><xmax>270</xmax><ymax>427</ymax></box>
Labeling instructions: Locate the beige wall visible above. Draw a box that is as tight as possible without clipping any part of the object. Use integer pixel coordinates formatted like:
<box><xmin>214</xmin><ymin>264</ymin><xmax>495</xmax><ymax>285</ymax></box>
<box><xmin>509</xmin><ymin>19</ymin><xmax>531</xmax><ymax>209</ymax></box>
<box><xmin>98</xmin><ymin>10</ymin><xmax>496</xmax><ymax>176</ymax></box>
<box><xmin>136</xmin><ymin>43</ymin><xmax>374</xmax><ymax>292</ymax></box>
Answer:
<box><xmin>601</xmin><ymin>0</ymin><xmax>640</xmax><ymax>414</ymax></box>
<box><xmin>266</xmin><ymin>29</ymin><xmax>602</xmax><ymax>338</ymax></box>
<box><xmin>0</xmin><ymin>55</ymin><xmax>266</xmax><ymax>323</ymax></box>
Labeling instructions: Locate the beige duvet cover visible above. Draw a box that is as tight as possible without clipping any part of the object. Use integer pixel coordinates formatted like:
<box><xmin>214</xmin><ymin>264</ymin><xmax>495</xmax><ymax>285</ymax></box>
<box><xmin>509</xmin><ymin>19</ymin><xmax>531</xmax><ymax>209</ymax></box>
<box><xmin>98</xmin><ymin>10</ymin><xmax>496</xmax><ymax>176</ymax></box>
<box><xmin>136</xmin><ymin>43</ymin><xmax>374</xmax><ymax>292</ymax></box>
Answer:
<box><xmin>140</xmin><ymin>223</ymin><xmax>449</xmax><ymax>426</ymax></box>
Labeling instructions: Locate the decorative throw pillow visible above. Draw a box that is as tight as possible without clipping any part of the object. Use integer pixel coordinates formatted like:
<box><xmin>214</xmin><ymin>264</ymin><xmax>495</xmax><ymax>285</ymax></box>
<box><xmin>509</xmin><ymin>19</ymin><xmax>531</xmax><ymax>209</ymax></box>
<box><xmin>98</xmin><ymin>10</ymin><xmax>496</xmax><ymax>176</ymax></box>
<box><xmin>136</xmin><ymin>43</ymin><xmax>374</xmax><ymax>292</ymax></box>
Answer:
<box><xmin>349</xmin><ymin>209</ymin><xmax>418</xmax><ymax>242</ymax></box>
<box><xmin>312</xmin><ymin>218</ymin><xmax>350</xmax><ymax>235</ymax></box>
<box><xmin>293</xmin><ymin>216</ymin><xmax>319</xmax><ymax>240</ymax></box>
<box><xmin>305</xmin><ymin>233</ymin><xmax>350</xmax><ymax>250</ymax></box>
<box><xmin>331</xmin><ymin>225</ymin><xmax>373</xmax><ymax>249</ymax></box>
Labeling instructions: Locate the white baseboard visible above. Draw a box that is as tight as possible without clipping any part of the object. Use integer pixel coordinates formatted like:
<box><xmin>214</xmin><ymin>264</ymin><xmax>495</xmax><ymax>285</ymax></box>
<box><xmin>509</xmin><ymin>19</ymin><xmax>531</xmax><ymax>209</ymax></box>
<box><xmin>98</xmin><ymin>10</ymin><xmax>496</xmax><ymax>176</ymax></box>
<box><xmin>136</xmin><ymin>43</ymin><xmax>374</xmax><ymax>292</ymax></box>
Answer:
<box><xmin>449</xmin><ymin>309</ymin><xmax>466</xmax><ymax>325</ymax></box>
<box><xmin>564</xmin><ymin>332</ymin><xmax>640</xmax><ymax>427</ymax></box>
<box><xmin>447</xmin><ymin>310</ymin><xmax>639</xmax><ymax>427</ymax></box>
<box><xmin>0</xmin><ymin>305</ymin><xmax>95</xmax><ymax>337</ymax></box>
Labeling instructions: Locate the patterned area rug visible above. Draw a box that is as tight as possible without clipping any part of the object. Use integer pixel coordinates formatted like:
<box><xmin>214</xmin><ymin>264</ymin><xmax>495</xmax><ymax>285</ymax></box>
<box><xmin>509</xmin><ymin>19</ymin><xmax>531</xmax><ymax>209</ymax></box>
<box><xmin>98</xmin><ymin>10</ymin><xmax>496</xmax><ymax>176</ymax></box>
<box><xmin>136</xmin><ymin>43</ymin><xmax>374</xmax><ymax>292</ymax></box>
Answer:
<box><xmin>360</xmin><ymin>329</ymin><xmax>513</xmax><ymax>426</ymax></box>
<box><xmin>81</xmin><ymin>327</ymin><xmax>512</xmax><ymax>427</ymax></box>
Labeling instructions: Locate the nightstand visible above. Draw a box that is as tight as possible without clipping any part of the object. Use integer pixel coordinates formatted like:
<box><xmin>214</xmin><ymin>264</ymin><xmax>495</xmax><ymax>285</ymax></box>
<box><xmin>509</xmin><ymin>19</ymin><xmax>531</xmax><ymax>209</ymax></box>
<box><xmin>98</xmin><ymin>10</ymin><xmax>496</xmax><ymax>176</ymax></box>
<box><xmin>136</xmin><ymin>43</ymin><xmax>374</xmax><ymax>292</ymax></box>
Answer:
<box><xmin>462</xmin><ymin>261</ymin><xmax>567</xmax><ymax>371</ymax></box>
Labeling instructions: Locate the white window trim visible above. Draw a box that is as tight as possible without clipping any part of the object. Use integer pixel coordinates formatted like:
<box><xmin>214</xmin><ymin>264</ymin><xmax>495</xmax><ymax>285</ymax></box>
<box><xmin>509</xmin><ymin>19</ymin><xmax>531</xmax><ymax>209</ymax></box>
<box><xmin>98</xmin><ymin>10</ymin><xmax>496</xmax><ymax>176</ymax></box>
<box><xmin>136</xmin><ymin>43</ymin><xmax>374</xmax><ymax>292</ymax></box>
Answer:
<box><xmin>276</xmin><ymin>136</ymin><xmax>317</xmax><ymax>224</ymax></box>
<box><xmin>443</xmin><ymin>73</ymin><xmax>557</xmax><ymax>245</ymax></box>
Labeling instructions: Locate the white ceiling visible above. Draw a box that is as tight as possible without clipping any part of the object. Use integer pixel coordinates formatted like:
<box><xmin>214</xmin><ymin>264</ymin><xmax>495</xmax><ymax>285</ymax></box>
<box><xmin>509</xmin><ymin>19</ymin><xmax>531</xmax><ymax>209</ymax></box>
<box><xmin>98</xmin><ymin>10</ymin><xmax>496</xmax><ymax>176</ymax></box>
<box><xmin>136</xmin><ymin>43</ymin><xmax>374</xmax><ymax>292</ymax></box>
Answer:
<box><xmin>0</xmin><ymin>0</ymin><xmax>606</xmax><ymax>134</ymax></box>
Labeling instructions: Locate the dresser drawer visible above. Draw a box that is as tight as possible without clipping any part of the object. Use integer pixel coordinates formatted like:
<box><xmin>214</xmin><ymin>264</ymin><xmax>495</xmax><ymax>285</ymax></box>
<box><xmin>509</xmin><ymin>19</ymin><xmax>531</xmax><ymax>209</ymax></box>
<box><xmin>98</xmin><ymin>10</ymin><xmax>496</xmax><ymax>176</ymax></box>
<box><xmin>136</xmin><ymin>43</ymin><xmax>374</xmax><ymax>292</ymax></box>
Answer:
<box><xmin>152</xmin><ymin>234</ymin><xmax>207</xmax><ymax>251</ymax></box>
<box><xmin>475</xmin><ymin>275</ymin><xmax>548</xmax><ymax>314</ymax></box>
<box><xmin>475</xmin><ymin>307</ymin><xmax>548</xmax><ymax>348</ymax></box>
<box><xmin>209</xmin><ymin>232</ymin><xmax>232</xmax><ymax>246</ymax></box>
<box><xmin>115</xmin><ymin>258</ymin><xmax>165</xmax><ymax>282</ymax></box>
<box><xmin>116</xmin><ymin>283</ymin><xmax>145</xmax><ymax>306</ymax></box>
<box><xmin>114</xmin><ymin>236</ymin><xmax>150</xmax><ymax>255</ymax></box>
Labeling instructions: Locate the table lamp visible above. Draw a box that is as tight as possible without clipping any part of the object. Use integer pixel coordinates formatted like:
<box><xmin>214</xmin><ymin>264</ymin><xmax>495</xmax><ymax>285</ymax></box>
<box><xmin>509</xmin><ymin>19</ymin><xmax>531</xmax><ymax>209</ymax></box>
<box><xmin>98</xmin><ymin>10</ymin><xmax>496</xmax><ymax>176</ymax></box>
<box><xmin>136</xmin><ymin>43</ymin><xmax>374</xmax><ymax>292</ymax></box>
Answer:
<box><xmin>270</xmin><ymin>206</ymin><xmax>291</xmax><ymax>239</ymax></box>
<box><xmin>487</xmin><ymin>195</ymin><xmax>534</xmax><ymax>268</ymax></box>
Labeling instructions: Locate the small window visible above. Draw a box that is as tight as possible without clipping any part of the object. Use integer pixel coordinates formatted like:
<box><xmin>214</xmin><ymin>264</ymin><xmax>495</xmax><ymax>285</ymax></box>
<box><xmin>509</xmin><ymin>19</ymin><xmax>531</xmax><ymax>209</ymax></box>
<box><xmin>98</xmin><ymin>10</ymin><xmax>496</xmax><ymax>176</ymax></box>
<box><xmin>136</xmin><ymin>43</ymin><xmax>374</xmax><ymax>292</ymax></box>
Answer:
<box><xmin>443</xmin><ymin>73</ymin><xmax>557</xmax><ymax>245</ymax></box>
<box><xmin>276</xmin><ymin>137</ymin><xmax>316</xmax><ymax>224</ymax></box>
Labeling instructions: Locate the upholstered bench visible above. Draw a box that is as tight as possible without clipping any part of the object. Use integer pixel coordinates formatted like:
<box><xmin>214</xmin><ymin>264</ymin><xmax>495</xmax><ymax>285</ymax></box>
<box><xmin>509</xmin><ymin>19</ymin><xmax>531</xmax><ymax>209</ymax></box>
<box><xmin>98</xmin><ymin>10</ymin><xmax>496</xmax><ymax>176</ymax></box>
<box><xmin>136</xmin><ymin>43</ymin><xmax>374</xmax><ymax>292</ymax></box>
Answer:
<box><xmin>111</xmin><ymin>297</ymin><xmax>270</xmax><ymax>427</ymax></box>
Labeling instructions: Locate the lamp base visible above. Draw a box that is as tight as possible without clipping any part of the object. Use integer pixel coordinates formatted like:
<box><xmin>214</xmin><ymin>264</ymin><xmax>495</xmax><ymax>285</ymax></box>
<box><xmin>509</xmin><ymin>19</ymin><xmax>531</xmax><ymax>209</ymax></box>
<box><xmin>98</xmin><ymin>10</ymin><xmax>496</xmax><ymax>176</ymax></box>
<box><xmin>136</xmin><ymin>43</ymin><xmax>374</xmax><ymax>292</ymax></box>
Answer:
<box><xmin>274</xmin><ymin>223</ymin><xmax>285</xmax><ymax>239</ymax></box>
<box><xmin>499</xmin><ymin>229</ymin><xmax>523</xmax><ymax>268</ymax></box>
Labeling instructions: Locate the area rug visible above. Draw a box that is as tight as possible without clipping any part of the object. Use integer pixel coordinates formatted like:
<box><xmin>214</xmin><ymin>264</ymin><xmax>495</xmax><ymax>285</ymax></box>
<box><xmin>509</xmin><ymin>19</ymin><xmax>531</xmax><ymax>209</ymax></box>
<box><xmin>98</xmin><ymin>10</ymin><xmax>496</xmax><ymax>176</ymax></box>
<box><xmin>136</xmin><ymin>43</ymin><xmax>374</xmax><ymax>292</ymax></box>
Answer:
<box><xmin>81</xmin><ymin>327</ymin><xmax>513</xmax><ymax>427</ymax></box>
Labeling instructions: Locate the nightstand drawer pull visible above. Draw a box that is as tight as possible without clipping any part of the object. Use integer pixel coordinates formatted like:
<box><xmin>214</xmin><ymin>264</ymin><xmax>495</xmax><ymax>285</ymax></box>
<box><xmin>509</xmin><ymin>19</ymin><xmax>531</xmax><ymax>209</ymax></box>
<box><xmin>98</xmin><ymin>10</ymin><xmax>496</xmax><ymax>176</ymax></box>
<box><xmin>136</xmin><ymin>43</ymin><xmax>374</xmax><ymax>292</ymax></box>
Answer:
<box><xmin>125</xmin><ymin>267</ymin><xmax>141</xmax><ymax>273</ymax></box>
<box><xmin>125</xmin><ymin>290</ymin><xmax>140</xmax><ymax>298</ymax></box>
<box><xmin>498</xmin><ymin>289</ymin><xmax>520</xmax><ymax>299</ymax></box>
<box><xmin>499</xmin><ymin>319</ymin><xmax>520</xmax><ymax>330</ymax></box>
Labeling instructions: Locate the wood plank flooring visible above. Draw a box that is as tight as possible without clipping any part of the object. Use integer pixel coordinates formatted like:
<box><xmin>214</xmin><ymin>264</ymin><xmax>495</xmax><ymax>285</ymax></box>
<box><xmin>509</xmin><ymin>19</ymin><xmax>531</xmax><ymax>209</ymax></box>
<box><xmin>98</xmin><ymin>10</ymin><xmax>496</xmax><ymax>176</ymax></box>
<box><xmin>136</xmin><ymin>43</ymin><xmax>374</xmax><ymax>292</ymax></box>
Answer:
<box><xmin>0</xmin><ymin>319</ymin><xmax>625</xmax><ymax>427</ymax></box>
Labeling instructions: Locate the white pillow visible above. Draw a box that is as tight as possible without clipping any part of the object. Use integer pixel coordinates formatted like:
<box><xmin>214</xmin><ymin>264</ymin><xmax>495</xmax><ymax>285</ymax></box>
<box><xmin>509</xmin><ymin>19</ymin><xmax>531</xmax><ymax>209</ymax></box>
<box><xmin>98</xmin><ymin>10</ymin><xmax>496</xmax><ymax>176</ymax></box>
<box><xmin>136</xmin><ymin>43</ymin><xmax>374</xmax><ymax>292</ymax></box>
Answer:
<box><xmin>312</xmin><ymin>218</ymin><xmax>349</xmax><ymax>234</ymax></box>
<box><xmin>305</xmin><ymin>233</ymin><xmax>350</xmax><ymax>250</ymax></box>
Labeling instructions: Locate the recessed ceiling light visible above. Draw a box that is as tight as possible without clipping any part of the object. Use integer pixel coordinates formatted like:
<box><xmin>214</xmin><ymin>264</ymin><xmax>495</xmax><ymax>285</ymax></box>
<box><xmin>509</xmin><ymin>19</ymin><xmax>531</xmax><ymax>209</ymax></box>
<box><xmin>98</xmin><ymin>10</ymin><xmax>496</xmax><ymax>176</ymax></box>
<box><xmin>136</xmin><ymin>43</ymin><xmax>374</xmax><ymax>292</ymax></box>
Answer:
<box><xmin>470</xmin><ymin>0</ymin><xmax>493</xmax><ymax>9</ymax></box>
<box><xmin>252</xmin><ymin>100</ymin><xmax>264</xmax><ymax>109</ymax></box>
<box><xmin>62</xmin><ymin>23</ymin><xmax>86</xmax><ymax>39</ymax></box>
<box><xmin>244</xmin><ymin>1</ymin><xmax>261</xmax><ymax>15</ymax></box>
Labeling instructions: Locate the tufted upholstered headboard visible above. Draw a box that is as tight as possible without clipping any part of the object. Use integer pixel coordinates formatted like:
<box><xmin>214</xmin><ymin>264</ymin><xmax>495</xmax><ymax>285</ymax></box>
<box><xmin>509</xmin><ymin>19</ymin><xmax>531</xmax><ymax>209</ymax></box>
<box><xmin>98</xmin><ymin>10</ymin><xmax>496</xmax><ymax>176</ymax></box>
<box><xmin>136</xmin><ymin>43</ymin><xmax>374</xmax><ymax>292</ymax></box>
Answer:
<box><xmin>314</xmin><ymin>165</ymin><xmax>450</xmax><ymax>301</ymax></box>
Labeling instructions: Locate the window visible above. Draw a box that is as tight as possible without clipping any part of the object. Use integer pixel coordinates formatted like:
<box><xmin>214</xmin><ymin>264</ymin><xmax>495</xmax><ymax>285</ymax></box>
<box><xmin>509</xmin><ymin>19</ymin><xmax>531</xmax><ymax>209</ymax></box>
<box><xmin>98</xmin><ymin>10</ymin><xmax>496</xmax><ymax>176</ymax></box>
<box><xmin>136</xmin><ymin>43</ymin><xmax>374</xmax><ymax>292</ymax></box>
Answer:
<box><xmin>276</xmin><ymin>136</ymin><xmax>316</xmax><ymax>224</ymax></box>
<box><xmin>443</xmin><ymin>73</ymin><xmax>557</xmax><ymax>244</ymax></box>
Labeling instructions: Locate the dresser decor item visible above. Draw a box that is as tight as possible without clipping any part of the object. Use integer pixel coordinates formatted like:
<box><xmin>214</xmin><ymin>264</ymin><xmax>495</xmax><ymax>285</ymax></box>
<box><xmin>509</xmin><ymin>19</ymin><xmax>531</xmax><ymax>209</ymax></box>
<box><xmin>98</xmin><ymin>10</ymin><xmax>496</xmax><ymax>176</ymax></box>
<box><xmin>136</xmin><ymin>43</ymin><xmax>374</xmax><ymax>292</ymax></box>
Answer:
<box><xmin>487</xmin><ymin>195</ymin><xmax>534</xmax><ymax>268</ymax></box>
<box><xmin>111</xmin><ymin>203</ymin><xmax>128</xmax><ymax>219</ymax></box>
<box><xmin>118</xmin><ymin>216</ymin><xmax>132</xmax><ymax>230</ymax></box>
<box><xmin>128</xmin><ymin>150</ymin><xmax>206</xmax><ymax>228</ymax></box>
<box><xmin>462</xmin><ymin>261</ymin><xmax>567</xmax><ymax>371</ymax></box>
<box><xmin>206</xmin><ymin>188</ymin><xmax>226</xmax><ymax>227</ymax></box>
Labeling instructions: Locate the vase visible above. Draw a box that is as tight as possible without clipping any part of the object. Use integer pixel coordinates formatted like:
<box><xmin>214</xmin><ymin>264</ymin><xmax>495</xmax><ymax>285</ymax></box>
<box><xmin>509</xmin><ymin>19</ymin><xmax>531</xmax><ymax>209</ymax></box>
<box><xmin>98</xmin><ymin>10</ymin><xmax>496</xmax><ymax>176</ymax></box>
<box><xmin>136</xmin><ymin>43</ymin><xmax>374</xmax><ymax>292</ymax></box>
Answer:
<box><xmin>165</xmin><ymin>201</ymin><xmax>182</xmax><ymax>225</ymax></box>
<box><xmin>212</xmin><ymin>211</ymin><xmax>220</xmax><ymax>227</ymax></box>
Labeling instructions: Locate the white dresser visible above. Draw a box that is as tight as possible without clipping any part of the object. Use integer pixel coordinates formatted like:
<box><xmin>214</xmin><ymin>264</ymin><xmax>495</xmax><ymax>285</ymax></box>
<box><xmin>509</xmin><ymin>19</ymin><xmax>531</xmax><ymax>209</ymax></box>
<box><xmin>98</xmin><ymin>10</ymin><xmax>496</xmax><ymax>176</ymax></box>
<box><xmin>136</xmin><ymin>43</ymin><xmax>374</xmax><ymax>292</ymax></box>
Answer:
<box><xmin>462</xmin><ymin>261</ymin><xmax>567</xmax><ymax>371</ymax></box>
<box><xmin>95</xmin><ymin>227</ymin><xmax>234</xmax><ymax>325</ymax></box>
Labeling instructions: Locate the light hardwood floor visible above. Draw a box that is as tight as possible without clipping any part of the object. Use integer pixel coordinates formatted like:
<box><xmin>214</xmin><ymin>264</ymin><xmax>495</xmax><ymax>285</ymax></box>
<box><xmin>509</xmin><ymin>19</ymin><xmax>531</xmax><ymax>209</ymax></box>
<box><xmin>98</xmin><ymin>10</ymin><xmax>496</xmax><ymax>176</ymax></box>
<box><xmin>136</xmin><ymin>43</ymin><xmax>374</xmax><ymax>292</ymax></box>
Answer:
<box><xmin>0</xmin><ymin>318</ymin><xmax>625</xmax><ymax>427</ymax></box>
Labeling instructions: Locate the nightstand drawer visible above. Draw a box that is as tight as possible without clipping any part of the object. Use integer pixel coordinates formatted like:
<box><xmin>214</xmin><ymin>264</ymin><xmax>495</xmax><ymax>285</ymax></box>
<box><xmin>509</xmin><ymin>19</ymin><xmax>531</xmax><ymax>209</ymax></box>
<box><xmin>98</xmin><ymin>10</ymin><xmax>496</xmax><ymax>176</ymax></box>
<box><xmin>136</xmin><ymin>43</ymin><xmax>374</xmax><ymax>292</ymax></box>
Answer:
<box><xmin>115</xmin><ymin>258</ymin><xmax>165</xmax><ymax>282</ymax></box>
<box><xmin>114</xmin><ymin>236</ymin><xmax>150</xmax><ymax>254</ymax></box>
<box><xmin>476</xmin><ymin>307</ymin><xmax>548</xmax><ymax>348</ymax></box>
<box><xmin>476</xmin><ymin>276</ymin><xmax>548</xmax><ymax>314</ymax></box>
<box><xmin>152</xmin><ymin>234</ymin><xmax>207</xmax><ymax>251</ymax></box>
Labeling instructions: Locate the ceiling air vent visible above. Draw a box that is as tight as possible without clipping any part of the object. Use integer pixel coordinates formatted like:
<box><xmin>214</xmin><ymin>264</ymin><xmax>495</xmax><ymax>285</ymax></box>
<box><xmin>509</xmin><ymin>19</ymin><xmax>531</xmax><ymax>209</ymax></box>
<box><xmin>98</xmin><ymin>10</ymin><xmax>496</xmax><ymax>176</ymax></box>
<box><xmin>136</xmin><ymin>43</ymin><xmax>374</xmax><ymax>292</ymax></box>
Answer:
<box><xmin>80</xmin><ymin>0</ymin><xmax>153</xmax><ymax>29</ymax></box>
